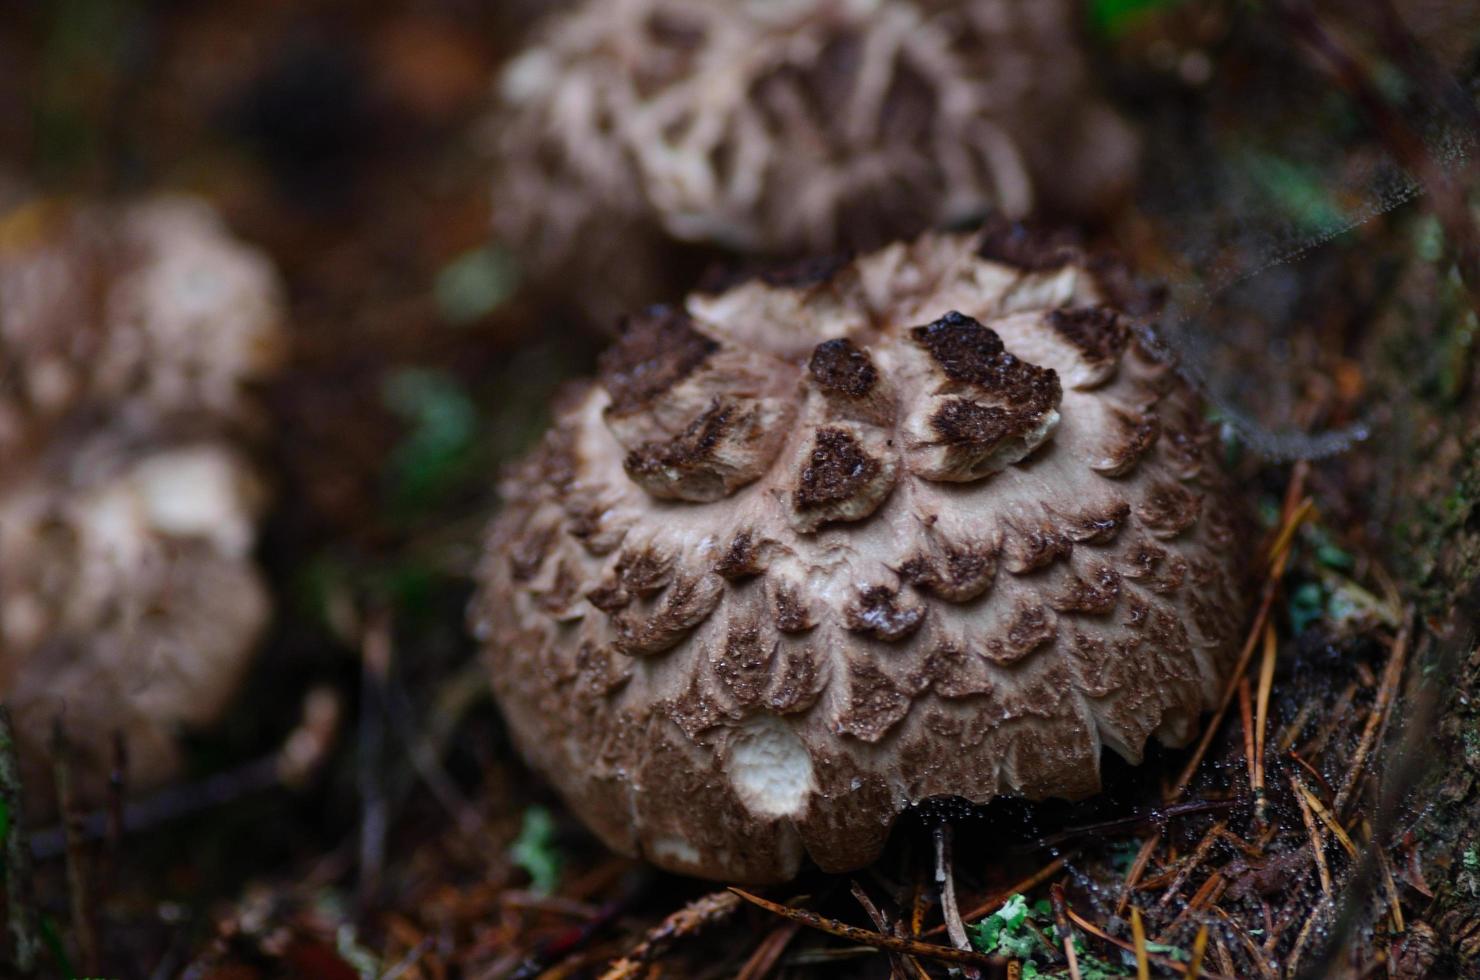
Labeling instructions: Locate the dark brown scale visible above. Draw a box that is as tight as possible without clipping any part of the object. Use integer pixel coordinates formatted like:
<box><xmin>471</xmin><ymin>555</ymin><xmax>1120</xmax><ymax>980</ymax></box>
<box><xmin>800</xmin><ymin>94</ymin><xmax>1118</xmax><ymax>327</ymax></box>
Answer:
<box><xmin>771</xmin><ymin>582</ymin><xmax>816</xmax><ymax>633</ymax></box>
<box><xmin>509</xmin><ymin>524</ymin><xmax>558</xmax><ymax>582</ymax></box>
<box><xmin>695</xmin><ymin>250</ymin><xmax>852</xmax><ymax>294</ymax></box>
<box><xmin>899</xmin><ymin>546</ymin><xmax>997</xmax><ymax>602</ymax></box>
<box><xmin>929</xmin><ymin>398</ymin><xmax>1017</xmax><ymax>448</ymax></box>
<box><xmin>1046</xmin><ymin>306</ymin><xmax>1129</xmax><ymax>367</ymax></box>
<box><xmin>795</xmin><ymin>427</ymin><xmax>881</xmax><ymax>508</ymax></box>
<box><xmin>766</xmin><ymin>646</ymin><xmax>825</xmax><ymax>714</ymax></box>
<box><xmin>1094</xmin><ymin>411</ymin><xmax>1161</xmax><ymax>478</ymax></box>
<box><xmin>1001</xmin><ymin>602</ymin><xmax>1058</xmax><ymax>662</ymax></box>
<box><xmin>574</xmin><ymin>643</ymin><xmax>633</xmax><ymax>698</ymax></box>
<box><xmin>564</xmin><ymin>495</ymin><xmax>627</xmax><ymax>555</ymax></box>
<box><xmin>714</xmin><ymin>530</ymin><xmax>766</xmax><ymax>578</ymax></box>
<box><xmin>1136</xmin><ymin>481</ymin><xmax>1203</xmax><ymax>537</ymax></box>
<box><xmin>1066</xmin><ymin>631</ymin><xmax>1118</xmax><ymax>697</ymax></box>
<box><xmin>808</xmin><ymin>338</ymin><xmax>877</xmax><ymax>396</ymax></box>
<box><xmin>536</xmin><ymin>559</ymin><xmax>584</xmax><ymax>615</ymax></box>
<box><xmin>586</xmin><ymin>580</ymin><xmax>631</xmax><ymax>613</ymax></box>
<box><xmin>617</xmin><ymin>547</ymin><xmax>676</xmax><ymax>596</ymax></box>
<box><xmin>712</xmin><ymin>619</ymin><xmax>776</xmax><ymax>706</ymax></box>
<box><xmin>1004</xmin><ymin>523</ymin><xmax>1074</xmax><ymax>574</ymax></box>
<box><xmin>836</xmin><ymin>659</ymin><xmax>911</xmax><ymax>742</ymax></box>
<box><xmin>1122</xmin><ymin>592</ymin><xmax>1151</xmax><ymax>629</ymax></box>
<box><xmin>1121</xmin><ymin>541</ymin><xmax>1187</xmax><ymax>595</ymax></box>
<box><xmin>845</xmin><ymin>586</ymin><xmax>925</xmax><ymax>642</ymax></box>
<box><xmin>910</xmin><ymin>312</ymin><xmax>1007</xmax><ymax>386</ymax></box>
<box><xmin>1063</xmin><ymin>500</ymin><xmax>1131</xmax><ymax>543</ymax></box>
<box><xmin>759</xmin><ymin>251</ymin><xmax>852</xmax><ymax>288</ymax></box>
<box><xmin>907</xmin><ymin>644</ymin><xmax>991</xmax><ymax>699</ymax></box>
<box><xmin>611</xmin><ymin>573</ymin><xmax>723</xmax><ymax>656</ymax></box>
<box><xmin>599</xmin><ymin>307</ymin><xmax>717</xmax><ymax>414</ymax></box>
<box><xmin>1159</xmin><ymin>426</ymin><xmax>1205</xmax><ymax>478</ymax></box>
<box><xmin>1085</xmin><ymin>253</ymin><xmax>1166</xmax><ymax>317</ymax></box>
<box><xmin>589</xmin><ymin>546</ymin><xmax>676</xmax><ymax>610</ymax></box>
<box><xmin>974</xmin><ymin>217</ymin><xmax>1080</xmax><ymax>271</ymax></box>
<box><xmin>661</xmin><ymin>677</ymin><xmax>729</xmax><ymax>739</ymax></box>
<box><xmin>1050</xmin><ymin>564</ymin><xmax>1122</xmax><ymax>615</ymax></box>
<box><xmin>911</xmin><ymin>313</ymin><xmax>1060</xmax><ymax>414</ymax></box>
<box><xmin>623</xmin><ymin>399</ymin><xmax>734</xmax><ymax>482</ymax></box>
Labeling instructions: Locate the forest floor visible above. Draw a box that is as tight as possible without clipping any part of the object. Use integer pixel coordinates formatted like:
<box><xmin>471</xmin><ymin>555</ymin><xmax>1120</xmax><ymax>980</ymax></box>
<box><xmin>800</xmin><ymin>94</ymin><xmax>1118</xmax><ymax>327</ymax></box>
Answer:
<box><xmin>1</xmin><ymin>1</ymin><xmax>1478</xmax><ymax>977</ymax></box>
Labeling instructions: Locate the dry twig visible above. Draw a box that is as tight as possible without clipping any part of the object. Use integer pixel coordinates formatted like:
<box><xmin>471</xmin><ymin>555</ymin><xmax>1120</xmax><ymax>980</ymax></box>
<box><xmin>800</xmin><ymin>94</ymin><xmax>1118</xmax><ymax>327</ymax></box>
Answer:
<box><xmin>928</xmin><ymin>856</ymin><xmax>1069</xmax><ymax>938</ymax></box>
<box><xmin>599</xmin><ymin>891</ymin><xmax>741</xmax><ymax>980</ymax></box>
<box><xmin>729</xmin><ymin>888</ymin><xmax>1006</xmax><ymax>969</ymax></box>
<box><xmin>52</xmin><ymin>721</ymin><xmax>99</xmax><ymax>976</ymax></box>
<box><xmin>1254</xmin><ymin>622</ymin><xmax>1279</xmax><ymax>815</ymax></box>
<box><xmin>1130</xmin><ymin>907</ymin><xmax>1150</xmax><ymax>980</ymax></box>
<box><xmin>0</xmin><ymin>705</ymin><xmax>39</xmax><ymax>973</ymax></box>
<box><xmin>735</xmin><ymin>922</ymin><xmax>801</xmax><ymax>980</ymax></box>
<box><xmin>1293</xmin><ymin>774</ymin><xmax>1333</xmax><ymax>897</ymax></box>
<box><xmin>1334</xmin><ymin>615</ymin><xmax>1410</xmax><ymax>814</ymax></box>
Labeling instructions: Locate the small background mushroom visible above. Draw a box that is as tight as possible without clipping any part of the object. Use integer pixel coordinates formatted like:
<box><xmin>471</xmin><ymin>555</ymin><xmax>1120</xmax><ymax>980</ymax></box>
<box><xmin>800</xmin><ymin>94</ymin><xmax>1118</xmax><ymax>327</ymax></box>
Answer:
<box><xmin>474</xmin><ymin>226</ymin><xmax>1248</xmax><ymax>883</ymax></box>
<box><xmin>484</xmin><ymin>0</ymin><xmax>1139</xmax><ymax>318</ymax></box>
<box><xmin>0</xmin><ymin>193</ymin><xmax>284</xmax><ymax>805</ymax></box>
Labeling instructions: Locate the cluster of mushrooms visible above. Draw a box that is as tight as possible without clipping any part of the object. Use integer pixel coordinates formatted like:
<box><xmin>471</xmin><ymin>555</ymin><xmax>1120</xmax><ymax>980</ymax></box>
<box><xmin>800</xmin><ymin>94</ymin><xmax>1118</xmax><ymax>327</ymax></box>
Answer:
<box><xmin>0</xmin><ymin>0</ymin><xmax>1249</xmax><ymax>884</ymax></box>
<box><xmin>474</xmin><ymin>0</ymin><xmax>1249</xmax><ymax>882</ymax></box>
<box><xmin>0</xmin><ymin>194</ymin><xmax>283</xmax><ymax>803</ymax></box>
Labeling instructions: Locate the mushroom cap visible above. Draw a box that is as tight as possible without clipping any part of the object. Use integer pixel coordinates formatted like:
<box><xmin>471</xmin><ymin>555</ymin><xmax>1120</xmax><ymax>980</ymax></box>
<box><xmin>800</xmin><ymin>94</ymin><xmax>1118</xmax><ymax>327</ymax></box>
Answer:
<box><xmin>0</xmin><ymin>195</ymin><xmax>284</xmax><ymax>464</ymax></box>
<box><xmin>485</xmin><ymin>0</ymin><xmax>1138</xmax><ymax>313</ymax></box>
<box><xmin>0</xmin><ymin>194</ymin><xmax>283</xmax><ymax>804</ymax></box>
<box><xmin>473</xmin><ymin>227</ymin><xmax>1249</xmax><ymax>883</ymax></box>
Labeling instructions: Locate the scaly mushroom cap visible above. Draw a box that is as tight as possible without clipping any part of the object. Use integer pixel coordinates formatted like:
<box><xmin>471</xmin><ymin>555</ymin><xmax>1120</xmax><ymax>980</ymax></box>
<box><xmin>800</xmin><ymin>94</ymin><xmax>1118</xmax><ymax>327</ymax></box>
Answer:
<box><xmin>473</xmin><ymin>227</ymin><xmax>1248</xmax><ymax>883</ymax></box>
<box><xmin>0</xmin><ymin>195</ymin><xmax>282</xmax><ymax>802</ymax></box>
<box><xmin>0</xmin><ymin>196</ymin><xmax>283</xmax><ymax>463</ymax></box>
<box><xmin>486</xmin><ymin>0</ymin><xmax>1138</xmax><ymax>313</ymax></box>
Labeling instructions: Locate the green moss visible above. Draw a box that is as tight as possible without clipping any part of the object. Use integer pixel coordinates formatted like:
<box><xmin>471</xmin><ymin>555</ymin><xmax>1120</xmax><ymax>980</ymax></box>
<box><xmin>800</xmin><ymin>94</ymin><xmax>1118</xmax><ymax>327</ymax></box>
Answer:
<box><xmin>510</xmin><ymin>806</ymin><xmax>563</xmax><ymax>896</ymax></box>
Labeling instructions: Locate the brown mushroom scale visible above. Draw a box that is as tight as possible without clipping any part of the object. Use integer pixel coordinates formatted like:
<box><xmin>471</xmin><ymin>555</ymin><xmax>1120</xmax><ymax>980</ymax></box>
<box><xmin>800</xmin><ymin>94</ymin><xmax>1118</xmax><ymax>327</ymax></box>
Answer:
<box><xmin>473</xmin><ymin>228</ymin><xmax>1248</xmax><ymax>883</ymax></box>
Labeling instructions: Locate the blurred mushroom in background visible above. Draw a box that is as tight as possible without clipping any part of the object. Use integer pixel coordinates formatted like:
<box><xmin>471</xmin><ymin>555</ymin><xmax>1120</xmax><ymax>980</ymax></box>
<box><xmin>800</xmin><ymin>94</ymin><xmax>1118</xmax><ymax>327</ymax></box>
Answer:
<box><xmin>483</xmin><ymin>0</ymin><xmax>1139</xmax><ymax>320</ymax></box>
<box><xmin>0</xmin><ymin>193</ymin><xmax>284</xmax><ymax>806</ymax></box>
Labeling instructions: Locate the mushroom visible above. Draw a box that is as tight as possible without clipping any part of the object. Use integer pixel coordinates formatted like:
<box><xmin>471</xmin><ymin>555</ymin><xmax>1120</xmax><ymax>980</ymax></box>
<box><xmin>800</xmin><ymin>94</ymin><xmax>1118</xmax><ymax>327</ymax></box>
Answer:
<box><xmin>484</xmin><ymin>0</ymin><xmax>1139</xmax><ymax>316</ymax></box>
<box><xmin>0</xmin><ymin>194</ymin><xmax>284</xmax><ymax>803</ymax></box>
<box><xmin>472</xmin><ymin>225</ymin><xmax>1249</xmax><ymax>883</ymax></box>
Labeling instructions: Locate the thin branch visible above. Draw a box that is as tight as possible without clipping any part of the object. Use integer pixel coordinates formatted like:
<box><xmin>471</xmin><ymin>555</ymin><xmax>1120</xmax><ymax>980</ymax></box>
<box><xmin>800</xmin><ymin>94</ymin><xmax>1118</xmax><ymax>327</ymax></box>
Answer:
<box><xmin>1334</xmin><ymin>613</ymin><xmax>1410</xmax><ymax>814</ymax></box>
<box><xmin>599</xmin><ymin>890</ymin><xmax>740</xmax><ymax>980</ymax></box>
<box><xmin>1253</xmin><ymin>622</ymin><xmax>1279</xmax><ymax>821</ymax></box>
<box><xmin>1130</xmin><ymin>907</ymin><xmax>1150</xmax><ymax>980</ymax></box>
<box><xmin>358</xmin><ymin>610</ymin><xmax>391</xmax><ymax>906</ymax></box>
<box><xmin>729</xmin><ymin>888</ymin><xmax>1007</xmax><ymax>969</ymax></box>
<box><xmin>1050</xmin><ymin>885</ymin><xmax>1081</xmax><ymax>980</ymax></box>
<box><xmin>934</xmin><ymin>824</ymin><xmax>973</xmax><ymax>957</ymax></box>
<box><xmin>735</xmin><ymin>922</ymin><xmax>801</xmax><ymax>980</ymax></box>
<box><xmin>926</xmin><ymin>856</ymin><xmax>1068</xmax><ymax>937</ymax></box>
<box><xmin>52</xmin><ymin>720</ymin><xmax>99</xmax><ymax>976</ymax></box>
<box><xmin>0</xmin><ymin>705</ymin><xmax>39</xmax><ymax>973</ymax></box>
<box><xmin>1292</xmin><ymin>774</ymin><xmax>1332</xmax><ymax>897</ymax></box>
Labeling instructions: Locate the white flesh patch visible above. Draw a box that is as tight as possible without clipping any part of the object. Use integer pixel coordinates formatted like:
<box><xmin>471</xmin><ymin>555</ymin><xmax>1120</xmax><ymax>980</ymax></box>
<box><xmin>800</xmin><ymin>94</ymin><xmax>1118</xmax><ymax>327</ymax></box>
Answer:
<box><xmin>727</xmin><ymin>717</ymin><xmax>814</xmax><ymax>818</ymax></box>
<box><xmin>650</xmin><ymin>835</ymin><xmax>702</xmax><ymax>869</ymax></box>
